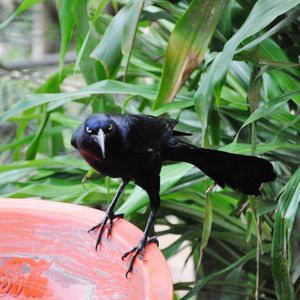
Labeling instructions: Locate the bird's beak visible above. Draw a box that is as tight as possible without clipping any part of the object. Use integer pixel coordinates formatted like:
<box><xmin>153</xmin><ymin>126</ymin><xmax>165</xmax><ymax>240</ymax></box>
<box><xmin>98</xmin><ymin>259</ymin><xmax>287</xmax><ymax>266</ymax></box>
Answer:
<box><xmin>93</xmin><ymin>129</ymin><xmax>106</xmax><ymax>158</ymax></box>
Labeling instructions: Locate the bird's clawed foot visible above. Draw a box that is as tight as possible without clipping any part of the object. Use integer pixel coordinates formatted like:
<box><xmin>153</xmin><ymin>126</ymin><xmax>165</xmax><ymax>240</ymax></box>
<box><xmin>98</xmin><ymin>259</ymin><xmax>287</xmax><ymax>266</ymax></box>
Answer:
<box><xmin>122</xmin><ymin>236</ymin><xmax>159</xmax><ymax>278</ymax></box>
<box><xmin>88</xmin><ymin>211</ymin><xmax>124</xmax><ymax>250</ymax></box>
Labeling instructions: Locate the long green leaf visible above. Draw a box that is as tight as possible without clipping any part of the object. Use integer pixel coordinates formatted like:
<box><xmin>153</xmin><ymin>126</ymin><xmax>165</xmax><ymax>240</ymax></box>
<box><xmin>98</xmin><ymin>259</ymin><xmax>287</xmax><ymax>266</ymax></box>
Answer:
<box><xmin>237</xmin><ymin>8</ymin><xmax>300</xmax><ymax>54</ymax></box>
<box><xmin>154</xmin><ymin>0</ymin><xmax>227</xmax><ymax>109</ymax></box>
<box><xmin>91</xmin><ymin>0</ymin><xmax>144</xmax><ymax>77</ymax></box>
<box><xmin>272</xmin><ymin>167</ymin><xmax>300</xmax><ymax>300</ymax></box>
<box><xmin>58</xmin><ymin>0</ymin><xmax>75</xmax><ymax>71</ymax></box>
<box><xmin>122</xmin><ymin>0</ymin><xmax>144</xmax><ymax>81</ymax></box>
<box><xmin>0</xmin><ymin>0</ymin><xmax>44</xmax><ymax>30</ymax></box>
<box><xmin>72</xmin><ymin>0</ymin><xmax>107</xmax><ymax>83</ymax></box>
<box><xmin>232</xmin><ymin>87</ymin><xmax>300</xmax><ymax>144</ymax></box>
<box><xmin>0</xmin><ymin>80</ymin><xmax>191</xmax><ymax>123</ymax></box>
<box><xmin>121</xmin><ymin>0</ymin><xmax>144</xmax><ymax>56</ymax></box>
<box><xmin>73</xmin><ymin>0</ymin><xmax>110</xmax><ymax>74</ymax></box>
<box><xmin>198</xmin><ymin>190</ymin><xmax>213</xmax><ymax>268</ymax></box>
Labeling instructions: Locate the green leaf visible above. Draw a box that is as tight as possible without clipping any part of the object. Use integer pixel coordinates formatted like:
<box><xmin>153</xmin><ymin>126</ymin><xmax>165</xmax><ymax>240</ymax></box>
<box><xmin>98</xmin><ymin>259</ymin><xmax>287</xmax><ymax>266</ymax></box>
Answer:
<box><xmin>0</xmin><ymin>156</ymin><xmax>89</xmax><ymax>172</ymax></box>
<box><xmin>25</xmin><ymin>111</ymin><xmax>49</xmax><ymax>160</ymax></box>
<box><xmin>152</xmin><ymin>99</ymin><xmax>194</xmax><ymax>116</ymax></box>
<box><xmin>0</xmin><ymin>126</ymin><xmax>67</xmax><ymax>152</ymax></box>
<box><xmin>122</xmin><ymin>0</ymin><xmax>144</xmax><ymax>81</ymax></box>
<box><xmin>121</xmin><ymin>0</ymin><xmax>144</xmax><ymax>56</ymax></box>
<box><xmin>24</xmin><ymin>66</ymin><xmax>73</xmax><ymax>160</ymax></box>
<box><xmin>272</xmin><ymin>167</ymin><xmax>300</xmax><ymax>300</ymax></box>
<box><xmin>237</xmin><ymin>8</ymin><xmax>300</xmax><ymax>54</ymax></box>
<box><xmin>36</xmin><ymin>65</ymin><xmax>74</xmax><ymax>93</ymax></box>
<box><xmin>183</xmin><ymin>244</ymin><xmax>272</xmax><ymax>299</ymax></box>
<box><xmin>91</xmin><ymin>0</ymin><xmax>144</xmax><ymax>76</ymax></box>
<box><xmin>72</xmin><ymin>0</ymin><xmax>107</xmax><ymax>83</ymax></box>
<box><xmin>59</xmin><ymin>0</ymin><xmax>75</xmax><ymax>71</ymax></box>
<box><xmin>117</xmin><ymin>163</ymin><xmax>193</xmax><ymax>215</ymax></box>
<box><xmin>73</xmin><ymin>0</ymin><xmax>110</xmax><ymax>74</ymax></box>
<box><xmin>233</xmin><ymin>87</ymin><xmax>300</xmax><ymax>143</ymax></box>
<box><xmin>198</xmin><ymin>191</ymin><xmax>213</xmax><ymax>267</ymax></box>
<box><xmin>0</xmin><ymin>0</ymin><xmax>44</xmax><ymax>30</ymax></box>
<box><xmin>0</xmin><ymin>80</ymin><xmax>190</xmax><ymax>123</ymax></box>
<box><xmin>258</xmin><ymin>39</ymin><xmax>300</xmax><ymax>104</ymax></box>
<box><xmin>154</xmin><ymin>0</ymin><xmax>227</xmax><ymax>109</ymax></box>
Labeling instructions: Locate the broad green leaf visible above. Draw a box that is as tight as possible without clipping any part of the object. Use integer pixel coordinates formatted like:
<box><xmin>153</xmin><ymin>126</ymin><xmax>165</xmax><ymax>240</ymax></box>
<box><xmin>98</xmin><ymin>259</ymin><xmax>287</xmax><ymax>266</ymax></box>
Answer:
<box><xmin>0</xmin><ymin>156</ymin><xmax>89</xmax><ymax>172</ymax></box>
<box><xmin>0</xmin><ymin>80</ymin><xmax>190</xmax><ymax>123</ymax></box>
<box><xmin>0</xmin><ymin>0</ymin><xmax>44</xmax><ymax>30</ymax></box>
<box><xmin>72</xmin><ymin>0</ymin><xmax>107</xmax><ymax>83</ymax></box>
<box><xmin>59</xmin><ymin>0</ymin><xmax>75</xmax><ymax>71</ymax></box>
<box><xmin>3</xmin><ymin>183</ymin><xmax>87</xmax><ymax>200</ymax></box>
<box><xmin>122</xmin><ymin>0</ymin><xmax>144</xmax><ymax>81</ymax></box>
<box><xmin>154</xmin><ymin>0</ymin><xmax>227</xmax><ymax>109</ymax></box>
<box><xmin>91</xmin><ymin>0</ymin><xmax>144</xmax><ymax>76</ymax></box>
<box><xmin>272</xmin><ymin>167</ymin><xmax>300</xmax><ymax>300</ymax></box>
<box><xmin>121</xmin><ymin>0</ymin><xmax>144</xmax><ymax>56</ymax></box>
<box><xmin>218</xmin><ymin>0</ymin><xmax>234</xmax><ymax>38</ymax></box>
<box><xmin>50</xmin><ymin>112</ymin><xmax>80</xmax><ymax>128</ymax></box>
<box><xmin>0</xmin><ymin>169</ymin><xmax>35</xmax><ymax>185</ymax></box>
<box><xmin>152</xmin><ymin>100</ymin><xmax>194</xmax><ymax>116</ymax></box>
<box><xmin>73</xmin><ymin>0</ymin><xmax>110</xmax><ymax>74</ymax></box>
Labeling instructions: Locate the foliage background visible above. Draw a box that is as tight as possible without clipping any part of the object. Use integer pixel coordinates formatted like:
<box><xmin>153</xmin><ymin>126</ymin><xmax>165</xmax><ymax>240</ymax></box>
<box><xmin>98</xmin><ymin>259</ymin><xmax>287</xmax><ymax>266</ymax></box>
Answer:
<box><xmin>1</xmin><ymin>0</ymin><xmax>300</xmax><ymax>299</ymax></box>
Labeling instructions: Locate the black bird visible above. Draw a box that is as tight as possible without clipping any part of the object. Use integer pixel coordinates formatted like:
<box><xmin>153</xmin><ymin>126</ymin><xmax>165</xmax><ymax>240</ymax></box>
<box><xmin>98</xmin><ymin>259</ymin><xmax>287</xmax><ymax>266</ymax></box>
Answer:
<box><xmin>71</xmin><ymin>113</ymin><xmax>276</xmax><ymax>276</ymax></box>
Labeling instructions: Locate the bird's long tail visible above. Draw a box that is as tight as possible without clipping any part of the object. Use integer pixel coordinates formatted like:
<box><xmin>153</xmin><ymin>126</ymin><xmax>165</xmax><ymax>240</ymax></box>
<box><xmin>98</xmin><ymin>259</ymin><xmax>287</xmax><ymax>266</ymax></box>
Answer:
<box><xmin>163</xmin><ymin>139</ymin><xmax>276</xmax><ymax>195</ymax></box>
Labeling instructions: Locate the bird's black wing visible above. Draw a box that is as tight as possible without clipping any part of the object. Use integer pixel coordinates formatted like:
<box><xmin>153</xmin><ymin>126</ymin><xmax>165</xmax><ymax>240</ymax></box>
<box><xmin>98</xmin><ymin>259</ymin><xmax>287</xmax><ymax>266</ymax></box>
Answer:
<box><xmin>111</xmin><ymin>114</ymin><xmax>177</xmax><ymax>152</ymax></box>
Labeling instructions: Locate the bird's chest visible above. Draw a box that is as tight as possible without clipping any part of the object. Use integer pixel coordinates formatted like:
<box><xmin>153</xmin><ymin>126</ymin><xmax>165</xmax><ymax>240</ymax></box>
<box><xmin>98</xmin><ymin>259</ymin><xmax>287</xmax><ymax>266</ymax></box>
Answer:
<box><xmin>80</xmin><ymin>149</ymin><xmax>131</xmax><ymax>177</ymax></box>
<box><xmin>80</xmin><ymin>148</ymin><xmax>161</xmax><ymax>179</ymax></box>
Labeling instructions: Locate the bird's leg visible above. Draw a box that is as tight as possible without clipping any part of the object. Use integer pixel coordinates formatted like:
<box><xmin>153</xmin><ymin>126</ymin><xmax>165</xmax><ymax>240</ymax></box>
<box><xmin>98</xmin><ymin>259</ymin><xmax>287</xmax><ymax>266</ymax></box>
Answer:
<box><xmin>122</xmin><ymin>182</ymin><xmax>160</xmax><ymax>278</ymax></box>
<box><xmin>89</xmin><ymin>178</ymin><xmax>129</xmax><ymax>250</ymax></box>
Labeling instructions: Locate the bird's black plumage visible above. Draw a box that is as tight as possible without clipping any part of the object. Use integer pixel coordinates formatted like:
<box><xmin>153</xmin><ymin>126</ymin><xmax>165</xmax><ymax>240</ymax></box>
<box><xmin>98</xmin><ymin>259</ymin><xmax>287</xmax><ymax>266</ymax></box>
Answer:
<box><xmin>71</xmin><ymin>113</ymin><xmax>276</xmax><ymax>276</ymax></box>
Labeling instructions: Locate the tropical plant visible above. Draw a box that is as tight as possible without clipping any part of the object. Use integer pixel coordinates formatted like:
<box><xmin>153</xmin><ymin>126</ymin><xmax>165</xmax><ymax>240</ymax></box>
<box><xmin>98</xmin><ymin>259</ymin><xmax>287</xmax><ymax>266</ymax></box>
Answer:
<box><xmin>1</xmin><ymin>0</ymin><xmax>300</xmax><ymax>299</ymax></box>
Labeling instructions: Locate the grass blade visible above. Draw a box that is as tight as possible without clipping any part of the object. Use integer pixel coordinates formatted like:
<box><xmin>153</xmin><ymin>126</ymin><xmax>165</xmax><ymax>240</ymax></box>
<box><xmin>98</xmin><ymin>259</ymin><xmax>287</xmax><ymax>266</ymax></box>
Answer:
<box><xmin>73</xmin><ymin>0</ymin><xmax>110</xmax><ymax>74</ymax></box>
<box><xmin>58</xmin><ymin>0</ymin><xmax>75</xmax><ymax>71</ymax></box>
<box><xmin>91</xmin><ymin>1</ymin><xmax>145</xmax><ymax>77</ymax></box>
<box><xmin>272</xmin><ymin>167</ymin><xmax>300</xmax><ymax>300</ymax></box>
<box><xmin>0</xmin><ymin>0</ymin><xmax>44</xmax><ymax>30</ymax></box>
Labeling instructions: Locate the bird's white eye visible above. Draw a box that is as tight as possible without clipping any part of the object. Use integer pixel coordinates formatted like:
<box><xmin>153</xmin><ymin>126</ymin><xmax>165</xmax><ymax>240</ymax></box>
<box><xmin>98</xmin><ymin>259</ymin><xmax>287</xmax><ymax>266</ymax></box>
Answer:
<box><xmin>107</xmin><ymin>124</ymin><xmax>113</xmax><ymax>131</ymax></box>
<box><xmin>86</xmin><ymin>126</ymin><xmax>92</xmax><ymax>134</ymax></box>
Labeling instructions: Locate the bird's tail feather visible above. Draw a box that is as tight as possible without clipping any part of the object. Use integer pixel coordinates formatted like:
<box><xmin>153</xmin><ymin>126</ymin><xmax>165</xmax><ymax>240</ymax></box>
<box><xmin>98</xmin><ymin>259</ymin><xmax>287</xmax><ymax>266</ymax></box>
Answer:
<box><xmin>164</xmin><ymin>140</ymin><xmax>276</xmax><ymax>195</ymax></box>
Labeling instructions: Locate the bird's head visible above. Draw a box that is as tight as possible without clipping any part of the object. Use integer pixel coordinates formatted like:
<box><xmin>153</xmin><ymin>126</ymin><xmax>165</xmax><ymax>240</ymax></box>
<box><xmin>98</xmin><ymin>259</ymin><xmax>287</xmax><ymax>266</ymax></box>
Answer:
<box><xmin>71</xmin><ymin>114</ymin><xmax>117</xmax><ymax>159</ymax></box>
